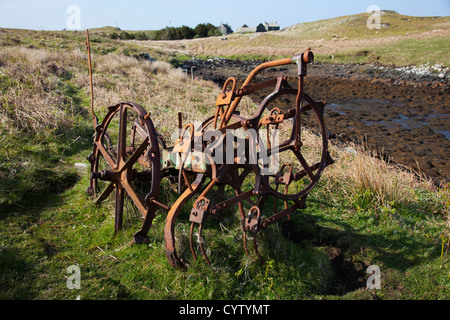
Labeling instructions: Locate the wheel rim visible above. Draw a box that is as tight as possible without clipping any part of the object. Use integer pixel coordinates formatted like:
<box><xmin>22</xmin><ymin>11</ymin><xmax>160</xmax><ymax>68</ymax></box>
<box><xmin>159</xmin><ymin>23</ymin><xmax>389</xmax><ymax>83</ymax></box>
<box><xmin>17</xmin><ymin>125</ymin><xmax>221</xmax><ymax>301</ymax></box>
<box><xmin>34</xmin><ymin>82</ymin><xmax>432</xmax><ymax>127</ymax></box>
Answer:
<box><xmin>87</xmin><ymin>102</ymin><xmax>161</xmax><ymax>234</ymax></box>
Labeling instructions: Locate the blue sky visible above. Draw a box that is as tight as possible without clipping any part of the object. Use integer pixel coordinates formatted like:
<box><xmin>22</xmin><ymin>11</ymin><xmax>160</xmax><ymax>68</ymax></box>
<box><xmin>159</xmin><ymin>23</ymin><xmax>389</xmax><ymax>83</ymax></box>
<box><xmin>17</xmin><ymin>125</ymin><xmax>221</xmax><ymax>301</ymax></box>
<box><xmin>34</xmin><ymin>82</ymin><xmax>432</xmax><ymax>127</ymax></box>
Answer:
<box><xmin>0</xmin><ymin>0</ymin><xmax>449</xmax><ymax>31</ymax></box>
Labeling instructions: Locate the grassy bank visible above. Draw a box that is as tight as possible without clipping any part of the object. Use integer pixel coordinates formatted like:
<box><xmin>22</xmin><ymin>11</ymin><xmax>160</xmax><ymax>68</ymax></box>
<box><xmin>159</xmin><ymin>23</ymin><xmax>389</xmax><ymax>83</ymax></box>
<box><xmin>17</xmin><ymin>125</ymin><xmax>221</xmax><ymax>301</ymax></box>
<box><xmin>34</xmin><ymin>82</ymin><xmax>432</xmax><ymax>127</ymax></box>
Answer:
<box><xmin>0</xmin><ymin>26</ymin><xmax>449</xmax><ymax>300</ymax></box>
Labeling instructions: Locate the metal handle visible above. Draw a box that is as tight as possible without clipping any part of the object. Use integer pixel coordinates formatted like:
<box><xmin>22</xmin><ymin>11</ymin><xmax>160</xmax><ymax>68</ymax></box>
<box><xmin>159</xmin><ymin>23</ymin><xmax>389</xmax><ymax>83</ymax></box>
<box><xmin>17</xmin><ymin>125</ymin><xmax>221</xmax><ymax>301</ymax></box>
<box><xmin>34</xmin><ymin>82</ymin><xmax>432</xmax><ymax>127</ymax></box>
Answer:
<box><xmin>292</xmin><ymin>48</ymin><xmax>314</xmax><ymax>76</ymax></box>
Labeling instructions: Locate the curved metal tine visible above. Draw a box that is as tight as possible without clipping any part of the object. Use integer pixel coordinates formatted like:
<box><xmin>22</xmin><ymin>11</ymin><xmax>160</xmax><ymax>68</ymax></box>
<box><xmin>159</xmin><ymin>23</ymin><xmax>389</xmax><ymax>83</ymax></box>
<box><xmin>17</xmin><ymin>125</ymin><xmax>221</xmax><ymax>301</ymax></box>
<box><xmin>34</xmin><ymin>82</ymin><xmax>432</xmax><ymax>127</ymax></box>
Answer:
<box><xmin>164</xmin><ymin>174</ymin><xmax>205</xmax><ymax>268</ymax></box>
<box><xmin>243</xmin><ymin>232</ymin><xmax>249</xmax><ymax>256</ymax></box>
<box><xmin>189</xmin><ymin>221</ymin><xmax>211</xmax><ymax>265</ymax></box>
<box><xmin>250</xmin><ymin>197</ymin><xmax>266</xmax><ymax>262</ymax></box>
<box><xmin>198</xmin><ymin>223</ymin><xmax>211</xmax><ymax>265</ymax></box>
<box><xmin>189</xmin><ymin>222</ymin><xmax>198</xmax><ymax>262</ymax></box>
<box><xmin>252</xmin><ymin>234</ymin><xmax>263</xmax><ymax>264</ymax></box>
<box><xmin>242</xmin><ymin>232</ymin><xmax>263</xmax><ymax>263</ymax></box>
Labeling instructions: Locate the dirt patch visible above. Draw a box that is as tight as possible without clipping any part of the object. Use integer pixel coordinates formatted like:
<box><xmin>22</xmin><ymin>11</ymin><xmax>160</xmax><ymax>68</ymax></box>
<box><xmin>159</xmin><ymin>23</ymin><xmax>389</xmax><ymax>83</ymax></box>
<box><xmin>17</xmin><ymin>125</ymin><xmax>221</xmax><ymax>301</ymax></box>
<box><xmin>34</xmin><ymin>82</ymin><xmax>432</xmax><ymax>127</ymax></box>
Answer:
<box><xmin>280</xmin><ymin>219</ymin><xmax>368</xmax><ymax>295</ymax></box>
<box><xmin>183</xmin><ymin>58</ymin><xmax>449</xmax><ymax>185</ymax></box>
<box><xmin>326</xmin><ymin>247</ymin><xmax>368</xmax><ymax>295</ymax></box>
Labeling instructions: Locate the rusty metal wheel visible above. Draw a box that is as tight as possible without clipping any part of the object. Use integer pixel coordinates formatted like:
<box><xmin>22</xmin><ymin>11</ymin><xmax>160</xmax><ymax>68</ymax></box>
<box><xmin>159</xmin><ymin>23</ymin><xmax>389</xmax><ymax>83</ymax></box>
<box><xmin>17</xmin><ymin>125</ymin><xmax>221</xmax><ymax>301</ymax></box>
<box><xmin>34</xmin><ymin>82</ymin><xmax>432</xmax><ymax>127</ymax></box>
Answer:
<box><xmin>87</xmin><ymin>102</ymin><xmax>161</xmax><ymax>242</ymax></box>
<box><xmin>254</xmin><ymin>88</ymin><xmax>333</xmax><ymax>202</ymax></box>
<box><xmin>184</xmin><ymin>87</ymin><xmax>334</xmax><ymax>264</ymax></box>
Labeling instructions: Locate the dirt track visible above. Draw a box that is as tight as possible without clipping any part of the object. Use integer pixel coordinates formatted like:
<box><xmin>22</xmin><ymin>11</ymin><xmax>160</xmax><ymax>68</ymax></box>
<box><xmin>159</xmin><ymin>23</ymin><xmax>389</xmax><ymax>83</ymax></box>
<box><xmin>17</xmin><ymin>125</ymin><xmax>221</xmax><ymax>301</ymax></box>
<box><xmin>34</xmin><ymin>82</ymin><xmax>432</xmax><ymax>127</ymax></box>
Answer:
<box><xmin>182</xmin><ymin>58</ymin><xmax>449</xmax><ymax>185</ymax></box>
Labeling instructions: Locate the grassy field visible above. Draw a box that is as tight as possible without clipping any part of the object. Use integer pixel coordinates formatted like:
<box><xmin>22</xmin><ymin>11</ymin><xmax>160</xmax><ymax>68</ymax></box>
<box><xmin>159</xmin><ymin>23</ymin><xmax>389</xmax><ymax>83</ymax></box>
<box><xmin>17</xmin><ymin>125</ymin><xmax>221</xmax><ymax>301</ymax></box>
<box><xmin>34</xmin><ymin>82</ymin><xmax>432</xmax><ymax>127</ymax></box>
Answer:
<box><xmin>0</xmin><ymin>14</ymin><xmax>449</xmax><ymax>301</ymax></box>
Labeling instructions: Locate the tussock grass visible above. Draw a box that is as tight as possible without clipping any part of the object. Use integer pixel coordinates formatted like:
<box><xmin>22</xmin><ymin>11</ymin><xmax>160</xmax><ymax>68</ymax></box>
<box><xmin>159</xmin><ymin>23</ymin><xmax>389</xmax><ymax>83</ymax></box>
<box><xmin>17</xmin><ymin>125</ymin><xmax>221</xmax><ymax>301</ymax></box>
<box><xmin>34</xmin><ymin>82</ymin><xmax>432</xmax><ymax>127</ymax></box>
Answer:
<box><xmin>75</xmin><ymin>52</ymin><xmax>220</xmax><ymax>144</ymax></box>
<box><xmin>325</xmin><ymin>142</ymin><xmax>442</xmax><ymax>207</ymax></box>
<box><xmin>0</xmin><ymin>47</ymin><xmax>86</xmax><ymax>134</ymax></box>
<box><xmin>291</xmin><ymin>127</ymin><xmax>449</xmax><ymax>225</ymax></box>
<box><xmin>96</xmin><ymin>54</ymin><xmax>172</xmax><ymax>76</ymax></box>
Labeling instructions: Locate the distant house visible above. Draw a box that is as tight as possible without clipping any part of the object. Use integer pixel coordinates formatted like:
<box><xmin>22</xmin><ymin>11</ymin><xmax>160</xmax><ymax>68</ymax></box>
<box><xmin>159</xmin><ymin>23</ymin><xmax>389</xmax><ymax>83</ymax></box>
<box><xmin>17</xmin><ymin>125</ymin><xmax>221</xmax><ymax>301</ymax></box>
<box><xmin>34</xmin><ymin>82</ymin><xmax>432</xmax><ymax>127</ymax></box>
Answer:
<box><xmin>218</xmin><ymin>22</ymin><xmax>233</xmax><ymax>35</ymax></box>
<box><xmin>236</xmin><ymin>24</ymin><xmax>256</xmax><ymax>33</ymax></box>
<box><xmin>256</xmin><ymin>23</ymin><xmax>266</xmax><ymax>32</ymax></box>
<box><xmin>236</xmin><ymin>22</ymin><xmax>280</xmax><ymax>33</ymax></box>
<box><xmin>263</xmin><ymin>21</ymin><xmax>280</xmax><ymax>31</ymax></box>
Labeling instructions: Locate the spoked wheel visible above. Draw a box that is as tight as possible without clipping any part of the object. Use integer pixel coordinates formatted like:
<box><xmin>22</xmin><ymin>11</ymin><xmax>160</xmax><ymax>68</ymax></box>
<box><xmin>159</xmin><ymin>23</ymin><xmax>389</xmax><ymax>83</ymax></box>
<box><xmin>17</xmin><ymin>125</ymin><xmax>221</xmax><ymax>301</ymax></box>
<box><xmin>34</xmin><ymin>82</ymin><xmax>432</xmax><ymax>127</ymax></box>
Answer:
<box><xmin>87</xmin><ymin>102</ymin><xmax>161</xmax><ymax>243</ymax></box>
<box><xmin>223</xmin><ymin>88</ymin><xmax>335</xmax><ymax>263</ymax></box>
<box><xmin>255</xmin><ymin>88</ymin><xmax>333</xmax><ymax>203</ymax></box>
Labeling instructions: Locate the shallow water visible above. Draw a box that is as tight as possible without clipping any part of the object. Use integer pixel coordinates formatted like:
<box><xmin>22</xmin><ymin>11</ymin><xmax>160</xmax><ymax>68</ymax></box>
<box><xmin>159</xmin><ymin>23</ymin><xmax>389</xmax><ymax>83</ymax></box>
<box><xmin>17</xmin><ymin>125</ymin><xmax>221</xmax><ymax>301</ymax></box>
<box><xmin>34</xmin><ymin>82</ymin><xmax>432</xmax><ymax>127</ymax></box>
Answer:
<box><xmin>326</xmin><ymin>99</ymin><xmax>450</xmax><ymax>141</ymax></box>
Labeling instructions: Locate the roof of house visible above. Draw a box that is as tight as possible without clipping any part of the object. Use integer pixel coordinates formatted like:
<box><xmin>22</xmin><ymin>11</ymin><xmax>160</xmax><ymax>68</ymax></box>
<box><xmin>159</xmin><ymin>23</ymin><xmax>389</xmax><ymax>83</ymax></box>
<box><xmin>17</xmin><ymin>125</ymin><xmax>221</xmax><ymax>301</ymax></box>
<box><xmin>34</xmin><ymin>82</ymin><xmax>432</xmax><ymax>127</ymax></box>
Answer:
<box><xmin>264</xmin><ymin>21</ymin><xmax>279</xmax><ymax>27</ymax></box>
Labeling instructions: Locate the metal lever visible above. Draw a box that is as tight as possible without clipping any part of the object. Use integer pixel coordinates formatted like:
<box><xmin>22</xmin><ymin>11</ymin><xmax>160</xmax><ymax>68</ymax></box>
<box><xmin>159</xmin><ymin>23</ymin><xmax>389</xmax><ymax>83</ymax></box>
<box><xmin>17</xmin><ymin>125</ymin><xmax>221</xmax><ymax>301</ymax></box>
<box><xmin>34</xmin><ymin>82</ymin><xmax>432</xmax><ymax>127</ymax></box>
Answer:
<box><xmin>292</xmin><ymin>48</ymin><xmax>314</xmax><ymax>76</ymax></box>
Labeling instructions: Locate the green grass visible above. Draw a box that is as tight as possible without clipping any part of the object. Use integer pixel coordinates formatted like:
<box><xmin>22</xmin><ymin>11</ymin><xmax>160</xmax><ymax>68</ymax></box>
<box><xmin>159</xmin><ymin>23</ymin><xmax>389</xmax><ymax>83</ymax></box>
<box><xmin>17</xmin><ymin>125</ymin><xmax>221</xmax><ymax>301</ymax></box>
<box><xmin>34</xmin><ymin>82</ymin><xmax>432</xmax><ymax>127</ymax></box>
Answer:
<box><xmin>285</xmin><ymin>12</ymin><xmax>450</xmax><ymax>40</ymax></box>
<box><xmin>316</xmin><ymin>34</ymin><xmax>450</xmax><ymax>66</ymax></box>
<box><xmin>1</xmin><ymin>112</ymin><xmax>448</xmax><ymax>299</ymax></box>
<box><xmin>1</xmin><ymin>146</ymin><xmax>448</xmax><ymax>299</ymax></box>
<box><xmin>374</xmin><ymin>36</ymin><xmax>450</xmax><ymax>66</ymax></box>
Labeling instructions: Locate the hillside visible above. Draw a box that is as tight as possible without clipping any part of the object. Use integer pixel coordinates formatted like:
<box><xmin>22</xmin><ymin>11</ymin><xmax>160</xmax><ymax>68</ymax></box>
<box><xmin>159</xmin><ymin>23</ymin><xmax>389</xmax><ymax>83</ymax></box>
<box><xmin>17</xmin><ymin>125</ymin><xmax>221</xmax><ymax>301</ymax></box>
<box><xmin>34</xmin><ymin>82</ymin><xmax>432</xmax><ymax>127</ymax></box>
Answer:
<box><xmin>135</xmin><ymin>11</ymin><xmax>450</xmax><ymax>67</ymax></box>
<box><xmin>284</xmin><ymin>11</ymin><xmax>449</xmax><ymax>39</ymax></box>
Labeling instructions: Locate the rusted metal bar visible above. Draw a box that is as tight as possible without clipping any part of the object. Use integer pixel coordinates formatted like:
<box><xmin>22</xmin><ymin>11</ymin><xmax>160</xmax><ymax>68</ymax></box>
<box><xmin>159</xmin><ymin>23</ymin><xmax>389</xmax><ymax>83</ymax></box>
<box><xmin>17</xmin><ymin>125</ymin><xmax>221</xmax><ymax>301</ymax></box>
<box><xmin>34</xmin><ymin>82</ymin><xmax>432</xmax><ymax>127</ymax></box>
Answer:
<box><xmin>209</xmin><ymin>189</ymin><xmax>254</xmax><ymax>215</ymax></box>
<box><xmin>222</xmin><ymin>57</ymin><xmax>293</xmax><ymax>128</ymax></box>
<box><xmin>85</xmin><ymin>30</ymin><xmax>97</xmax><ymax>127</ymax></box>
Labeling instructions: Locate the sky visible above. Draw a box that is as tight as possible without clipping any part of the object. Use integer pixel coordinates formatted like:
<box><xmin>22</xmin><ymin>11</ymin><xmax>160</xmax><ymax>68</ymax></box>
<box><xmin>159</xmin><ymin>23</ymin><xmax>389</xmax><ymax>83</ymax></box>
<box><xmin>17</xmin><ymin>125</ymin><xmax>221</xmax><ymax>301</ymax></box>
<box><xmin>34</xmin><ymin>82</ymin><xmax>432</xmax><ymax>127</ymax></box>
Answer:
<box><xmin>0</xmin><ymin>0</ymin><xmax>449</xmax><ymax>31</ymax></box>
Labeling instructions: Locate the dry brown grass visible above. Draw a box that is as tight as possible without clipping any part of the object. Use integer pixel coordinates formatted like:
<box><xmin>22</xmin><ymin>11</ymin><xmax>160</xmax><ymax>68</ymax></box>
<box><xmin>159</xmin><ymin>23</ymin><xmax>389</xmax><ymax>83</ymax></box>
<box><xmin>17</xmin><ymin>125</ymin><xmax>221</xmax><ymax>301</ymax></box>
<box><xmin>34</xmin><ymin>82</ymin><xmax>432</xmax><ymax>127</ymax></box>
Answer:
<box><xmin>281</xmin><ymin>123</ymin><xmax>442</xmax><ymax>209</ymax></box>
<box><xmin>324</xmin><ymin>140</ymin><xmax>440</xmax><ymax>208</ymax></box>
<box><xmin>0</xmin><ymin>47</ymin><xmax>86</xmax><ymax>134</ymax></box>
<box><xmin>0</xmin><ymin>45</ymin><xmax>221</xmax><ymax>140</ymax></box>
<box><xmin>71</xmin><ymin>51</ymin><xmax>223</xmax><ymax>144</ymax></box>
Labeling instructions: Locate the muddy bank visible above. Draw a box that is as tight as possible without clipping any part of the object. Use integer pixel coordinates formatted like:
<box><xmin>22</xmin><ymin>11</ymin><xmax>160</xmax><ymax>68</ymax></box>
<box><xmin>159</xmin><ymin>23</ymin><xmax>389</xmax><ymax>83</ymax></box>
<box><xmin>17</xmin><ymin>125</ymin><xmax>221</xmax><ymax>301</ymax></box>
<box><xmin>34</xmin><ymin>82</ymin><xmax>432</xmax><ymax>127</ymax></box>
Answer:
<box><xmin>182</xmin><ymin>58</ymin><xmax>449</xmax><ymax>185</ymax></box>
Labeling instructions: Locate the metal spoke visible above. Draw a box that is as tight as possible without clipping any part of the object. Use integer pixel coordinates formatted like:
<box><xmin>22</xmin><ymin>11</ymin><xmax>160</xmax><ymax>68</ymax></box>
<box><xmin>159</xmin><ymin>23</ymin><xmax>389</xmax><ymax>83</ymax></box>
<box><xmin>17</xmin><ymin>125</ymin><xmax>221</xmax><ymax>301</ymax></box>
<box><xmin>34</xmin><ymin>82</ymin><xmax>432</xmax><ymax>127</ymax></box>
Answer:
<box><xmin>94</xmin><ymin>182</ymin><xmax>115</xmax><ymax>204</ymax></box>
<box><xmin>121</xmin><ymin>179</ymin><xmax>148</xmax><ymax>218</ymax></box>
<box><xmin>114</xmin><ymin>183</ymin><xmax>125</xmax><ymax>233</ymax></box>
<box><xmin>120</xmin><ymin>137</ymin><xmax>149</xmax><ymax>173</ymax></box>
<box><xmin>293</xmin><ymin>149</ymin><xmax>316</xmax><ymax>182</ymax></box>
<box><xmin>96</xmin><ymin>141</ymin><xmax>116</xmax><ymax>169</ymax></box>
<box><xmin>117</xmin><ymin>105</ymin><xmax>128</xmax><ymax>165</ymax></box>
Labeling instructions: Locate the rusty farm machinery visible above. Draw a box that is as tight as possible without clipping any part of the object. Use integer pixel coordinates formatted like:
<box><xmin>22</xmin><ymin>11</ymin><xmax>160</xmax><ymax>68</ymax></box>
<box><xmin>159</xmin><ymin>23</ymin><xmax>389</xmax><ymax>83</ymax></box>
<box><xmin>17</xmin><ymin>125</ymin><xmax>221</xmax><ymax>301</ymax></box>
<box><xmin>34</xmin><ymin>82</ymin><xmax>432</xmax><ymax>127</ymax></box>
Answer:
<box><xmin>85</xmin><ymin>30</ymin><xmax>334</xmax><ymax>268</ymax></box>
